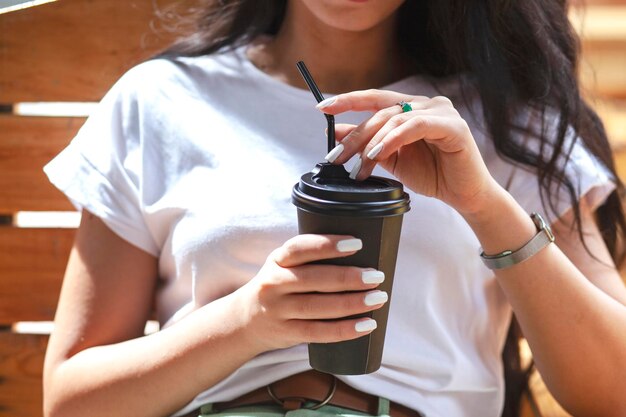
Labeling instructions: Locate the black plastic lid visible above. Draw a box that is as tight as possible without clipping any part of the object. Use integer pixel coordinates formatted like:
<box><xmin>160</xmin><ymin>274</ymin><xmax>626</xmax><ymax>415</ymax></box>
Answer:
<box><xmin>292</xmin><ymin>163</ymin><xmax>411</xmax><ymax>217</ymax></box>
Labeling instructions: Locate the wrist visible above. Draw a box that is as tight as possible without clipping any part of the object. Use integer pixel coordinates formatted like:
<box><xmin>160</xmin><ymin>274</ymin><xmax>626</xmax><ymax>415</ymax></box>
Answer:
<box><xmin>224</xmin><ymin>288</ymin><xmax>272</xmax><ymax>357</ymax></box>
<box><xmin>452</xmin><ymin>175</ymin><xmax>508</xmax><ymax>220</ymax></box>
<box><xmin>461</xmin><ymin>177</ymin><xmax>521</xmax><ymax>223</ymax></box>
<box><xmin>461</xmin><ymin>184</ymin><xmax>539</xmax><ymax>259</ymax></box>
<box><xmin>480</xmin><ymin>213</ymin><xmax>555</xmax><ymax>269</ymax></box>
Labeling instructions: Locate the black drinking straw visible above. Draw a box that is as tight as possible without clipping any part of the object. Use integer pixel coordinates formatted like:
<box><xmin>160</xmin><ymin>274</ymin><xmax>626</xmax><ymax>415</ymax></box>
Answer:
<box><xmin>296</xmin><ymin>61</ymin><xmax>335</xmax><ymax>154</ymax></box>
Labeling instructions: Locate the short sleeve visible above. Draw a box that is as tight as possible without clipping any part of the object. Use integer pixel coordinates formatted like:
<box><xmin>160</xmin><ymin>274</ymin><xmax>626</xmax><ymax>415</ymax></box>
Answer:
<box><xmin>508</xmin><ymin>136</ymin><xmax>615</xmax><ymax>224</ymax></box>
<box><xmin>44</xmin><ymin>65</ymin><xmax>160</xmax><ymax>256</ymax></box>
<box><xmin>488</xmin><ymin>108</ymin><xmax>616</xmax><ymax>224</ymax></box>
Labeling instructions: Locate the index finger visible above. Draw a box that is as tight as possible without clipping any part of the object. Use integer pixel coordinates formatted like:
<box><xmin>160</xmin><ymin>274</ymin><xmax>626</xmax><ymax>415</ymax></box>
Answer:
<box><xmin>317</xmin><ymin>89</ymin><xmax>418</xmax><ymax>114</ymax></box>
<box><xmin>273</xmin><ymin>234</ymin><xmax>362</xmax><ymax>268</ymax></box>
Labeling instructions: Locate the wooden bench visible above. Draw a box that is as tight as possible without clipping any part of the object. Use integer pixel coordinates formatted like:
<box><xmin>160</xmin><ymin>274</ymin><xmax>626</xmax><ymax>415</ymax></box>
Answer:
<box><xmin>0</xmin><ymin>0</ymin><xmax>623</xmax><ymax>416</ymax></box>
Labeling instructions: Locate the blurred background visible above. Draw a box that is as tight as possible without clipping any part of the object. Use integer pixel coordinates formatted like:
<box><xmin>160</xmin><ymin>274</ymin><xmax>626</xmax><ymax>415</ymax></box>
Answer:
<box><xmin>571</xmin><ymin>0</ymin><xmax>626</xmax><ymax>178</ymax></box>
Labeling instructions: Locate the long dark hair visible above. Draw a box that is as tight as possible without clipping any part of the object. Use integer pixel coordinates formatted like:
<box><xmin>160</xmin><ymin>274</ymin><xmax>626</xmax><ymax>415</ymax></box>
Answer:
<box><xmin>157</xmin><ymin>1</ymin><xmax>626</xmax><ymax>416</ymax></box>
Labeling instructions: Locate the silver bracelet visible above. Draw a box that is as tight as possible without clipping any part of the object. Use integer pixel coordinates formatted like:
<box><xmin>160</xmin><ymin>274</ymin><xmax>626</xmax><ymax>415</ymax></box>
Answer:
<box><xmin>480</xmin><ymin>213</ymin><xmax>555</xmax><ymax>270</ymax></box>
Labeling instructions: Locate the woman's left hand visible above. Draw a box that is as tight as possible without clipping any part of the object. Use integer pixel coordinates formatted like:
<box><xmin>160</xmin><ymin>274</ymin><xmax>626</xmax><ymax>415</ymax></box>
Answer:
<box><xmin>318</xmin><ymin>89</ymin><xmax>499</xmax><ymax>217</ymax></box>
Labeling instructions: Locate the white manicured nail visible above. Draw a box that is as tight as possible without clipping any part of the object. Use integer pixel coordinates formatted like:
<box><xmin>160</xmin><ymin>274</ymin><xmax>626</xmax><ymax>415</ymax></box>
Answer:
<box><xmin>355</xmin><ymin>318</ymin><xmax>377</xmax><ymax>333</ymax></box>
<box><xmin>325</xmin><ymin>143</ymin><xmax>344</xmax><ymax>163</ymax></box>
<box><xmin>366</xmin><ymin>143</ymin><xmax>383</xmax><ymax>160</ymax></box>
<box><xmin>362</xmin><ymin>270</ymin><xmax>385</xmax><ymax>284</ymax></box>
<box><xmin>349</xmin><ymin>157</ymin><xmax>362</xmax><ymax>180</ymax></box>
<box><xmin>336</xmin><ymin>238</ymin><xmax>362</xmax><ymax>252</ymax></box>
<box><xmin>316</xmin><ymin>97</ymin><xmax>336</xmax><ymax>109</ymax></box>
<box><xmin>364</xmin><ymin>290</ymin><xmax>388</xmax><ymax>306</ymax></box>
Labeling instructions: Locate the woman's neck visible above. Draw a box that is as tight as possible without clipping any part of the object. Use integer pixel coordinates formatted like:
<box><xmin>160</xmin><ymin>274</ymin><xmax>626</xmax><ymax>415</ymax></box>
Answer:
<box><xmin>246</xmin><ymin>3</ymin><xmax>414</xmax><ymax>94</ymax></box>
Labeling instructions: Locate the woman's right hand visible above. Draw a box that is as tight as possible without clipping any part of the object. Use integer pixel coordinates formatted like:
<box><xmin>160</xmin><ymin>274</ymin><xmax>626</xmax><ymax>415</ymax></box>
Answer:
<box><xmin>235</xmin><ymin>234</ymin><xmax>388</xmax><ymax>353</ymax></box>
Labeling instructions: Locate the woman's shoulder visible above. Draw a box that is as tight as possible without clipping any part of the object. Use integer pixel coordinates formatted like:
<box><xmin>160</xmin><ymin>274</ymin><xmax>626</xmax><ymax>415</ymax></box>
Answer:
<box><xmin>111</xmin><ymin>47</ymin><xmax>249</xmax><ymax>99</ymax></box>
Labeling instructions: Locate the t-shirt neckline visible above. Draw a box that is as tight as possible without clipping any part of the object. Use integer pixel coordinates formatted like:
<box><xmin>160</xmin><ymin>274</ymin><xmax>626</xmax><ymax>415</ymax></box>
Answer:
<box><xmin>228</xmin><ymin>44</ymin><xmax>436</xmax><ymax>101</ymax></box>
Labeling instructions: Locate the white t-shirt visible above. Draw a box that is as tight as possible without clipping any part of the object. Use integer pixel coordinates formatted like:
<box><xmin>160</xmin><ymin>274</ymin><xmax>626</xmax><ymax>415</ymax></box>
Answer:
<box><xmin>44</xmin><ymin>45</ymin><xmax>613</xmax><ymax>417</ymax></box>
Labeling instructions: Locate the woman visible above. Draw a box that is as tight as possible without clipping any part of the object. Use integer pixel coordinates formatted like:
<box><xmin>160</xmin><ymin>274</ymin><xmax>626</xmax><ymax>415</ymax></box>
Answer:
<box><xmin>42</xmin><ymin>1</ymin><xmax>626</xmax><ymax>417</ymax></box>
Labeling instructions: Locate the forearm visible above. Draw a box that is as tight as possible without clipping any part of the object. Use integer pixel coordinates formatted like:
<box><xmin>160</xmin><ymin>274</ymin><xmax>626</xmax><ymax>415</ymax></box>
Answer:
<box><xmin>45</xmin><ymin>293</ymin><xmax>259</xmax><ymax>417</ymax></box>
<box><xmin>463</xmin><ymin>184</ymin><xmax>626</xmax><ymax>417</ymax></box>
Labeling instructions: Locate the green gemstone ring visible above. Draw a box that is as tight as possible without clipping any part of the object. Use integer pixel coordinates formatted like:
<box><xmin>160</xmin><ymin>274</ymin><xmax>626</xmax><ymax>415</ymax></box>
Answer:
<box><xmin>397</xmin><ymin>101</ymin><xmax>413</xmax><ymax>113</ymax></box>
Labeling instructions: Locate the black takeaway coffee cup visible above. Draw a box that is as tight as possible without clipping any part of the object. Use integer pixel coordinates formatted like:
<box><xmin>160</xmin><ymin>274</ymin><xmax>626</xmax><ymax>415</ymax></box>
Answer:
<box><xmin>292</xmin><ymin>162</ymin><xmax>410</xmax><ymax>375</ymax></box>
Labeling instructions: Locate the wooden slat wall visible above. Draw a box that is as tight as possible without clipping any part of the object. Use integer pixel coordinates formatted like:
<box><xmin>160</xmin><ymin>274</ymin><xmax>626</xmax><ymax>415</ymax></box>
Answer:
<box><xmin>0</xmin><ymin>228</ymin><xmax>75</xmax><ymax>323</ymax></box>
<box><xmin>572</xmin><ymin>3</ymin><xmax>626</xmax><ymax>150</ymax></box>
<box><xmin>579</xmin><ymin>0</ymin><xmax>626</xmax><ymax>4</ymax></box>
<box><xmin>0</xmin><ymin>333</ymin><xmax>47</xmax><ymax>417</ymax></box>
<box><xmin>0</xmin><ymin>117</ymin><xmax>82</xmax><ymax>213</ymax></box>
<box><xmin>0</xmin><ymin>1</ymin><xmax>189</xmax><ymax>415</ymax></box>
<box><xmin>581</xmin><ymin>43</ymin><xmax>626</xmax><ymax>100</ymax></box>
<box><xmin>0</xmin><ymin>0</ymin><xmax>192</xmax><ymax>102</ymax></box>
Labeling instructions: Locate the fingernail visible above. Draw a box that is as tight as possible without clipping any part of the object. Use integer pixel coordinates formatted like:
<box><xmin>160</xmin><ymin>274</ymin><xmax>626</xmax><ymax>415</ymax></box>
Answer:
<box><xmin>316</xmin><ymin>97</ymin><xmax>336</xmax><ymax>109</ymax></box>
<box><xmin>349</xmin><ymin>157</ymin><xmax>362</xmax><ymax>180</ymax></box>
<box><xmin>355</xmin><ymin>318</ymin><xmax>377</xmax><ymax>333</ymax></box>
<box><xmin>336</xmin><ymin>238</ymin><xmax>362</xmax><ymax>252</ymax></box>
<box><xmin>325</xmin><ymin>143</ymin><xmax>344</xmax><ymax>163</ymax></box>
<box><xmin>362</xmin><ymin>270</ymin><xmax>385</xmax><ymax>284</ymax></box>
<box><xmin>366</xmin><ymin>142</ymin><xmax>383</xmax><ymax>160</ymax></box>
<box><xmin>364</xmin><ymin>290</ymin><xmax>388</xmax><ymax>306</ymax></box>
